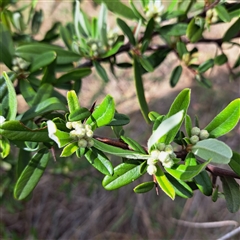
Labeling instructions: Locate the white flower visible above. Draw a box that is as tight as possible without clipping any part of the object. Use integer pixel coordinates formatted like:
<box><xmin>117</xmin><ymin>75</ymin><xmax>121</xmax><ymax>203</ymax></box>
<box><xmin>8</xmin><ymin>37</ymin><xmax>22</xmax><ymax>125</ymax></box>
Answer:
<box><xmin>47</xmin><ymin>120</ymin><xmax>61</xmax><ymax>148</ymax></box>
<box><xmin>66</xmin><ymin>122</ymin><xmax>73</xmax><ymax>129</ymax></box>
<box><xmin>147</xmin><ymin>157</ymin><xmax>158</xmax><ymax>165</ymax></box>
<box><xmin>147</xmin><ymin>164</ymin><xmax>157</xmax><ymax>175</ymax></box>
<box><xmin>158</xmin><ymin>151</ymin><xmax>171</xmax><ymax>163</ymax></box>
<box><xmin>0</xmin><ymin>116</ymin><xmax>6</xmax><ymax>124</ymax></box>
<box><xmin>162</xmin><ymin>159</ymin><xmax>174</xmax><ymax>168</ymax></box>
<box><xmin>165</xmin><ymin>145</ymin><xmax>173</xmax><ymax>154</ymax></box>
<box><xmin>150</xmin><ymin>149</ymin><xmax>160</xmax><ymax>159</ymax></box>
<box><xmin>145</xmin><ymin>0</ymin><xmax>164</xmax><ymax>21</ymax></box>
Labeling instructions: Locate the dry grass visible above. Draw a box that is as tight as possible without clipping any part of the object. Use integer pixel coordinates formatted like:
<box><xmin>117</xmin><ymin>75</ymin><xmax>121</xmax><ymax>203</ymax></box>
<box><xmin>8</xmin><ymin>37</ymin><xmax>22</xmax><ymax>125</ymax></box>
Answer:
<box><xmin>1</xmin><ymin>1</ymin><xmax>240</xmax><ymax>239</ymax></box>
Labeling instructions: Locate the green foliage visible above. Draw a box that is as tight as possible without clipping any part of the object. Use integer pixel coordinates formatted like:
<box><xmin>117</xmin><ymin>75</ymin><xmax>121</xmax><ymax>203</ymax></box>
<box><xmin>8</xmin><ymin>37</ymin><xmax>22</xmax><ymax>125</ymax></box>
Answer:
<box><xmin>0</xmin><ymin>0</ymin><xmax>240</xmax><ymax>215</ymax></box>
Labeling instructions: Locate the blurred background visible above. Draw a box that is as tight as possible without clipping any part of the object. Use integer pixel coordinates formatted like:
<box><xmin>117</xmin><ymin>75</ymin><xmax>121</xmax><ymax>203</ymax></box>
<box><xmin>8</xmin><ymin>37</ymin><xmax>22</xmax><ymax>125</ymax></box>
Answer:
<box><xmin>1</xmin><ymin>0</ymin><xmax>240</xmax><ymax>239</ymax></box>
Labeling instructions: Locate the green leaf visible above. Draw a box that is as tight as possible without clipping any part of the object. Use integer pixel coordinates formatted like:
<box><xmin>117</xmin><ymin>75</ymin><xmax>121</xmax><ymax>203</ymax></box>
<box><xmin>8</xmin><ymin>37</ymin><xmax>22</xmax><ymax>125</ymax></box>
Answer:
<box><xmin>198</xmin><ymin>59</ymin><xmax>214</xmax><ymax>73</ymax></box>
<box><xmin>195</xmin><ymin>74</ymin><xmax>212</xmax><ymax>88</ymax></box>
<box><xmin>185</xmin><ymin>114</ymin><xmax>192</xmax><ymax>137</ymax></box>
<box><xmin>3</xmin><ymin>72</ymin><xmax>17</xmax><ymax>120</ymax></box>
<box><xmin>19</xmin><ymin>79</ymin><xmax>36</xmax><ymax>107</ymax></box>
<box><xmin>142</xmin><ymin>18</ymin><xmax>155</xmax><ymax>41</ymax></box>
<box><xmin>0</xmin><ymin>22</ymin><xmax>14</xmax><ymax>68</ymax></box>
<box><xmin>139</xmin><ymin>56</ymin><xmax>154</xmax><ymax>72</ymax></box>
<box><xmin>117</xmin><ymin>18</ymin><xmax>136</xmax><ymax>45</ymax></box>
<box><xmin>16</xmin><ymin>43</ymin><xmax>80</xmax><ymax>65</ymax></box>
<box><xmin>229</xmin><ymin>151</ymin><xmax>240</xmax><ymax>177</ymax></box>
<box><xmin>162</xmin><ymin>88</ymin><xmax>191</xmax><ymax>144</ymax></box>
<box><xmin>215</xmin><ymin>5</ymin><xmax>231</xmax><ymax>23</ymax></box>
<box><xmin>16</xmin><ymin>149</ymin><xmax>31</xmax><ymax>178</ymax></box>
<box><xmin>133</xmin><ymin>181</ymin><xmax>154</xmax><ymax>194</ymax></box>
<box><xmin>165</xmin><ymin>173</ymin><xmax>193</xmax><ymax>198</ymax></box>
<box><xmin>95</xmin><ymin>0</ymin><xmax>136</xmax><ymax>20</ymax></box>
<box><xmin>208</xmin><ymin>99</ymin><xmax>240</xmax><ymax>137</ymax></box>
<box><xmin>121</xmin><ymin>136</ymin><xmax>146</xmax><ymax>154</ymax></box>
<box><xmin>0</xmin><ymin>120</ymin><xmax>50</xmax><ymax>142</ymax></box>
<box><xmin>191</xmin><ymin>139</ymin><xmax>232</xmax><ymax>164</ymax></box>
<box><xmin>0</xmin><ymin>136</ymin><xmax>10</xmax><ymax>159</ymax></box>
<box><xmin>155</xmin><ymin>165</ymin><xmax>175</xmax><ymax>200</ymax></box>
<box><xmin>165</xmin><ymin>158</ymin><xmax>211</xmax><ymax>181</ymax></box>
<box><xmin>148</xmin><ymin>110</ymin><xmax>184</xmax><ymax>149</ymax></box>
<box><xmin>85</xmin><ymin>147</ymin><xmax>113</xmax><ymax>176</ymax></box>
<box><xmin>223</xmin><ymin>18</ymin><xmax>240</xmax><ymax>42</ymax></box>
<box><xmin>93</xmin><ymin>61</ymin><xmax>109</xmax><ymax>82</ymax></box>
<box><xmin>14</xmin><ymin>148</ymin><xmax>50</xmax><ymax>200</ymax></box>
<box><xmin>67</xmin><ymin>90</ymin><xmax>80</xmax><ymax>113</ymax></box>
<box><xmin>133</xmin><ymin>57</ymin><xmax>150</xmax><ymax>124</ymax></box>
<box><xmin>106</xmin><ymin>112</ymin><xmax>130</xmax><ymax>126</ymax></box>
<box><xmin>56</xmin><ymin>68</ymin><xmax>92</xmax><ymax>85</ymax></box>
<box><xmin>69</xmin><ymin>107</ymin><xmax>91</xmax><ymax>122</ymax></box>
<box><xmin>60</xmin><ymin>142</ymin><xmax>79</xmax><ymax>157</ymax></box>
<box><xmin>86</xmin><ymin>95</ymin><xmax>115</xmax><ymax>128</ymax></box>
<box><xmin>102</xmin><ymin>161</ymin><xmax>145</xmax><ymax>190</ymax></box>
<box><xmin>214</xmin><ymin>54</ymin><xmax>228</xmax><ymax>66</ymax></box>
<box><xmin>176</xmin><ymin>42</ymin><xmax>188</xmax><ymax>59</ymax></box>
<box><xmin>97</xmin><ymin>3</ymin><xmax>108</xmax><ymax>46</ymax></box>
<box><xmin>60</xmin><ymin>25</ymin><xmax>73</xmax><ymax>50</ymax></box>
<box><xmin>212</xmin><ymin>185</ymin><xmax>219</xmax><ymax>202</ymax></box>
<box><xmin>32</xmin><ymin>83</ymin><xmax>53</xmax><ymax>106</ymax></box>
<box><xmin>129</xmin><ymin>0</ymin><xmax>145</xmax><ymax>21</ymax></box>
<box><xmin>160</xmin><ymin>23</ymin><xmax>188</xmax><ymax>36</ymax></box>
<box><xmin>194</xmin><ymin>170</ymin><xmax>213</xmax><ymax>196</ymax></box>
<box><xmin>101</xmin><ymin>39</ymin><xmax>124</xmax><ymax>58</ymax></box>
<box><xmin>148</xmin><ymin>111</ymin><xmax>161</xmax><ymax>122</ymax></box>
<box><xmin>170</xmin><ymin>65</ymin><xmax>182</xmax><ymax>87</ymax></box>
<box><xmin>20</xmin><ymin>97</ymin><xmax>67</xmax><ymax>122</ymax></box>
<box><xmin>186</xmin><ymin>18</ymin><xmax>204</xmax><ymax>43</ymax></box>
<box><xmin>221</xmin><ymin>176</ymin><xmax>240</xmax><ymax>213</ymax></box>
<box><xmin>93</xmin><ymin>139</ymin><xmax>149</xmax><ymax>159</ymax></box>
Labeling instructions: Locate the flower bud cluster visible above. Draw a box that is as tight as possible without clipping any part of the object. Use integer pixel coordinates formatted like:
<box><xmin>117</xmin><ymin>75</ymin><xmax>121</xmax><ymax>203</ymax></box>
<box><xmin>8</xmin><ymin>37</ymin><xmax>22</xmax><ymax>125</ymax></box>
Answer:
<box><xmin>66</xmin><ymin>121</ymin><xmax>94</xmax><ymax>148</ymax></box>
<box><xmin>206</xmin><ymin>9</ymin><xmax>218</xmax><ymax>24</ymax></box>
<box><xmin>107</xmin><ymin>29</ymin><xmax>118</xmax><ymax>47</ymax></box>
<box><xmin>144</xmin><ymin>0</ymin><xmax>164</xmax><ymax>23</ymax></box>
<box><xmin>190</xmin><ymin>127</ymin><xmax>209</xmax><ymax>144</ymax></box>
<box><xmin>147</xmin><ymin>143</ymin><xmax>176</xmax><ymax>175</ymax></box>
<box><xmin>12</xmin><ymin>57</ymin><xmax>30</xmax><ymax>73</ymax></box>
<box><xmin>87</xmin><ymin>39</ymin><xmax>107</xmax><ymax>57</ymax></box>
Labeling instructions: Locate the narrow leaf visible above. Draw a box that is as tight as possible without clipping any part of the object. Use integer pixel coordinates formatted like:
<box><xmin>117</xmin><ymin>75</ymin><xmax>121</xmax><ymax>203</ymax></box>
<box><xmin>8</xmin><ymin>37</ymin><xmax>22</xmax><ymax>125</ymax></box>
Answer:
<box><xmin>205</xmin><ymin>99</ymin><xmax>240</xmax><ymax>138</ymax></box>
<box><xmin>85</xmin><ymin>147</ymin><xmax>113</xmax><ymax>176</ymax></box>
<box><xmin>117</xmin><ymin>18</ymin><xmax>136</xmax><ymax>45</ymax></box>
<box><xmin>93</xmin><ymin>139</ymin><xmax>149</xmax><ymax>159</ymax></box>
<box><xmin>134</xmin><ymin>181</ymin><xmax>154</xmax><ymax>194</ymax></box>
<box><xmin>14</xmin><ymin>148</ymin><xmax>49</xmax><ymax>200</ymax></box>
<box><xmin>93</xmin><ymin>61</ymin><xmax>109</xmax><ymax>82</ymax></box>
<box><xmin>223</xmin><ymin>18</ymin><xmax>240</xmax><ymax>42</ymax></box>
<box><xmin>67</xmin><ymin>90</ymin><xmax>80</xmax><ymax>113</ymax></box>
<box><xmin>61</xmin><ymin>142</ymin><xmax>79</xmax><ymax>157</ymax></box>
<box><xmin>229</xmin><ymin>151</ymin><xmax>240</xmax><ymax>176</ymax></box>
<box><xmin>133</xmin><ymin>57</ymin><xmax>150</xmax><ymax>123</ymax></box>
<box><xmin>170</xmin><ymin>65</ymin><xmax>182</xmax><ymax>87</ymax></box>
<box><xmin>3</xmin><ymin>72</ymin><xmax>17</xmax><ymax>120</ymax></box>
<box><xmin>102</xmin><ymin>161</ymin><xmax>145</xmax><ymax>190</ymax></box>
<box><xmin>215</xmin><ymin>5</ymin><xmax>231</xmax><ymax>23</ymax></box>
<box><xmin>221</xmin><ymin>176</ymin><xmax>240</xmax><ymax>213</ymax></box>
<box><xmin>121</xmin><ymin>136</ymin><xmax>146</xmax><ymax>154</ymax></box>
<box><xmin>155</xmin><ymin>165</ymin><xmax>175</xmax><ymax>200</ymax></box>
<box><xmin>86</xmin><ymin>95</ymin><xmax>115</xmax><ymax>128</ymax></box>
<box><xmin>148</xmin><ymin>110</ymin><xmax>184</xmax><ymax>149</ymax></box>
<box><xmin>69</xmin><ymin>107</ymin><xmax>91</xmax><ymax>121</ymax></box>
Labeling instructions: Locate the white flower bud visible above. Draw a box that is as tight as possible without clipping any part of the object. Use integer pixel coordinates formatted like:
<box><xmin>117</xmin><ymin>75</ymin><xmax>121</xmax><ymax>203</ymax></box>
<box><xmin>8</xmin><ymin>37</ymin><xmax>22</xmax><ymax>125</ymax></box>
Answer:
<box><xmin>147</xmin><ymin>157</ymin><xmax>158</xmax><ymax>165</ymax></box>
<box><xmin>87</xmin><ymin>139</ymin><xmax>94</xmax><ymax>148</ymax></box>
<box><xmin>85</xmin><ymin>124</ymin><xmax>92</xmax><ymax>131</ymax></box>
<box><xmin>158</xmin><ymin>151</ymin><xmax>171</xmax><ymax>163</ymax></box>
<box><xmin>0</xmin><ymin>116</ymin><xmax>6</xmax><ymax>124</ymax></box>
<box><xmin>70</xmin><ymin>130</ymin><xmax>78</xmax><ymax>139</ymax></box>
<box><xmin>76</xmin><ymin>128</ymin><xmax>86</xmax><ymax>138</ymax></box>
<box><xmin>206</xmin><ymin>9</ymin><xmax>213</xmax><ymax>18</ymax></box>
<box><xmin>199</xmin><ymin>129</ymin><xmax>209</xmax><ymax>140</ymax></box>
<box><xmin>147</xmin><ymin>164</ymin><xmax>157</xmax><ymax>175</ymax></box>
<box><xmin>191</xmin><ymin>127</ymin><xmax>201</xmax><ymax>136</ymax></box>
<box><xmin>150</xmin><ymin>149</ymin><xmax>160</xmax><ymax>159</ymax></box>
<box><xmin>156</xmin><ymin>142</ymin><xmax>165</xmax><ymax>151</ymax></box>
<box><xmin>66</xmin><ymin>122</ymin><xmax>72</xmax><ymax>129</ymax></box>
<box><xmin>12</xmin><ymin>66</ymin><xmax>19</xmax><ymax>72</ymax></box>
<box><xmin>162</xmin><ymin>159</ymin><xmax>174</xmax><ymax>168</ymax></box>
<box><xmin>190</xmin><ymin>135</ymin><xmax>199</xmax><ymax>144</ymax></box>
<box><xmin>211</xmin><ymin>16</ymin><xmax>218</xmax><ymax>23</ymax></box>
<box><xmin>78</xmin><ymin>139</ymin><xmax>88</xmax><ymax>148</ymax></box>
<box><xmin>86</xmin><ymin>130</ymin><xmax>93</xmax><ymax>138</ymax></box>
<box><xmin>165</xmin><ymin>145</ymin><xmax>173</xmax><ymax>154</ymax></box>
